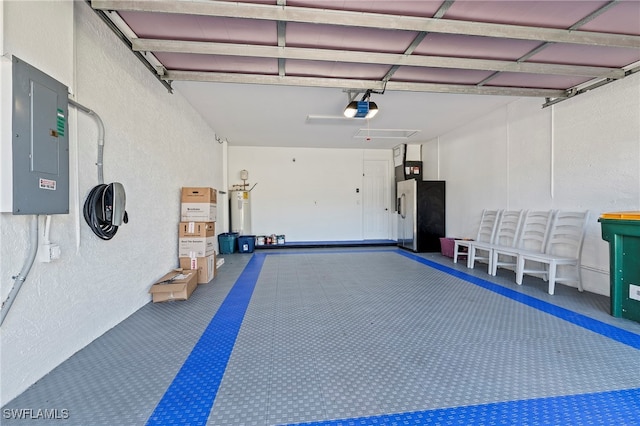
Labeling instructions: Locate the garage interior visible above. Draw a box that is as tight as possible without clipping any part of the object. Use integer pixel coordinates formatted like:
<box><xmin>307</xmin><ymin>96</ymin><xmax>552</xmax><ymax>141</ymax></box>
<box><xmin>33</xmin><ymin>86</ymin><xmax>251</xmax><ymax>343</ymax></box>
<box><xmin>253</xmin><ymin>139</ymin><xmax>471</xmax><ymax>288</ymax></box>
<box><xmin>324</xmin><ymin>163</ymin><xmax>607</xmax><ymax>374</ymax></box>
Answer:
<box><xmin>1</xmin><ymin>1</ymin><xmax>640</xmax><ymax>424</ymax></box>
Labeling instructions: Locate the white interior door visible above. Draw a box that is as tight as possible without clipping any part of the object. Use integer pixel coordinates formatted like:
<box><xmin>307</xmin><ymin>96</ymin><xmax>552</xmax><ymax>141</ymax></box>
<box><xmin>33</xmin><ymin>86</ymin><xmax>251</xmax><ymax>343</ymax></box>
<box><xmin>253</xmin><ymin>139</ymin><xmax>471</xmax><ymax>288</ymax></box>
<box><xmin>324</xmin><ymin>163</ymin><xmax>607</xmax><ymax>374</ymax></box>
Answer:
<box><xmin>363</xmin><ymin>160</ymin><xmax>389</xmax><ymax>240</ymax></box>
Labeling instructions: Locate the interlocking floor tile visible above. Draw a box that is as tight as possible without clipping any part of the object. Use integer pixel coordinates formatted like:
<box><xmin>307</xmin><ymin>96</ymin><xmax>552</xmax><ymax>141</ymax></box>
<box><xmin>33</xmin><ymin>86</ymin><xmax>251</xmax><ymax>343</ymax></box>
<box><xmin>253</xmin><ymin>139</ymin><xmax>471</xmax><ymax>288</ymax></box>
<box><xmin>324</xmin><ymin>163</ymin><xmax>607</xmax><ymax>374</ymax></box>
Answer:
<box><xmin>3</xmin><ymin>248</ymin><xmax>639</xmax><ymax>425</ymax></box>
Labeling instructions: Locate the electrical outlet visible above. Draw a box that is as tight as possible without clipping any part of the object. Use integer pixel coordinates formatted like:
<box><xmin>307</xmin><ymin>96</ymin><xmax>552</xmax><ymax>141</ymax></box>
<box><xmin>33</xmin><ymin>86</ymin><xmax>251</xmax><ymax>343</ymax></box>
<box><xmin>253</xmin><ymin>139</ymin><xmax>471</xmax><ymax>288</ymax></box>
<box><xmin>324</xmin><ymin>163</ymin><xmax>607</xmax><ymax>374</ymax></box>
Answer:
<box><xmin>39</xmin><ymin>243</ymin><xmax>61</xmax><ymax>263</ymax></box>
<box><xmin>50</xmin><ymin>244</ymin><xmax>61</xmax><ymax>260</ymax></box>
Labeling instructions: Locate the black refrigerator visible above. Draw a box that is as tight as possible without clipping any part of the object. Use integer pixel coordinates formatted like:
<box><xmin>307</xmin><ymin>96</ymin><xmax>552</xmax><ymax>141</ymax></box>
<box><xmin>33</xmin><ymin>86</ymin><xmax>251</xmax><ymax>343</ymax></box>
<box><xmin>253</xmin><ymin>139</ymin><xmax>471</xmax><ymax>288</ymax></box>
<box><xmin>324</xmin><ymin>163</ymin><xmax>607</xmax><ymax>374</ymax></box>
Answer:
<box><xmin>397</xmin><ymin>179</ymin><xmax>445</xmax><ymax>252</ymax></box>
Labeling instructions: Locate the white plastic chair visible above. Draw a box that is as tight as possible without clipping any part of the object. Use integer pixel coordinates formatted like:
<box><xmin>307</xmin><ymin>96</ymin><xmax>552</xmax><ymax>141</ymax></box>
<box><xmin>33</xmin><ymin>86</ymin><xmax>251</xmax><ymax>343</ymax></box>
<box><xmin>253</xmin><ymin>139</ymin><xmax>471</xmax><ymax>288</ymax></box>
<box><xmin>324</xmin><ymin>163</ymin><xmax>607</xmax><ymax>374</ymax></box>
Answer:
<box><xmin>490</xmin><ymin>210</ymin><xmax>554</xmax><ymax>277</ymax></box>
<box><xmin>468</xmin><ymin>210</ymin><xmax>524</xmax><ymax>273</ymax></box>
<box><xmin>515</xmin><ymin>210</ymin><xmax>590</xmax><ymax>295</ymax></box>
<box><xmin>453</xmin><ymin>209</ymin><xmax>501</xmax><ymax>267</ymax></box>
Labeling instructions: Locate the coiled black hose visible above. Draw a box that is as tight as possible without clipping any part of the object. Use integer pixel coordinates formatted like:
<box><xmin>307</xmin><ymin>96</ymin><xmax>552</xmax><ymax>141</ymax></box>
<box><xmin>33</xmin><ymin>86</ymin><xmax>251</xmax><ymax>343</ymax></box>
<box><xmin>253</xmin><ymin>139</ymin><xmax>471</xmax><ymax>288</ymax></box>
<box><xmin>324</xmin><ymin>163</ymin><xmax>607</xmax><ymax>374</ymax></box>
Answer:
<box><xmin>83</xmin><ymin>184</ymin><xmax>128</xmax><ymax>240</ymax></box>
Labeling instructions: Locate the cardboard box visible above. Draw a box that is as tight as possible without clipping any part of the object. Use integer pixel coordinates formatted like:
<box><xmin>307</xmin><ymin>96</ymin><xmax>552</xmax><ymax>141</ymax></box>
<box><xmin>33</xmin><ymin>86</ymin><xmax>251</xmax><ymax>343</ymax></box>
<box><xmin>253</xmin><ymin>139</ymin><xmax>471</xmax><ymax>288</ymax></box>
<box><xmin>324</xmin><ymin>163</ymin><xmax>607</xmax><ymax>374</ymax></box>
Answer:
<box><xmin>179</xmin><ymin>222</ymin><xmax>215</xmax><ymax>237</ymax></box>
<box><xmin>178</xmin><ymin>222</ymin><xmax>216</xmax><ymax>257</ymax></box>
<box><xmin>149</xmin><ymin>269</ymin><xmax>198</xmax><ymax>303</ymax></box>
<box><xmin>179</xmin><ymin>254</ymin><xmax>216</xmax><ymax>284</ymax></box>
<box><xmin>181</xmin><ymin>187</ymin><xmax>217</xmax><ymax>204</ymax></box>
<box><xmin>181</xmin><ymin>203</ymin><xmax>217</xmax><ymax>222</ymax></box>
<box><xmin>179</xmin><ymin>237</ymin><xmax>216</xmax><ymax>257</ymax></box>
<box><xmin>181</xmin><ymin>187</ymin><xmax>217</xmax><ymax>222</ymax></box>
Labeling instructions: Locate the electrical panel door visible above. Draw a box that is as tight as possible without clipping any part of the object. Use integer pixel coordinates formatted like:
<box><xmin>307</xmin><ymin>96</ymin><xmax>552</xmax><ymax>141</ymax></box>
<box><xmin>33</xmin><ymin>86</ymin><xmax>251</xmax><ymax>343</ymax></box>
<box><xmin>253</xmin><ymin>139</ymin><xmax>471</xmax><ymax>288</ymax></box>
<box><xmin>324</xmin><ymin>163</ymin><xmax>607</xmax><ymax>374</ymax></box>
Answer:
<box><xmin>11</xmin><ymin>56</ymin><xmax>69</xmax><ymax>214</ymax></box>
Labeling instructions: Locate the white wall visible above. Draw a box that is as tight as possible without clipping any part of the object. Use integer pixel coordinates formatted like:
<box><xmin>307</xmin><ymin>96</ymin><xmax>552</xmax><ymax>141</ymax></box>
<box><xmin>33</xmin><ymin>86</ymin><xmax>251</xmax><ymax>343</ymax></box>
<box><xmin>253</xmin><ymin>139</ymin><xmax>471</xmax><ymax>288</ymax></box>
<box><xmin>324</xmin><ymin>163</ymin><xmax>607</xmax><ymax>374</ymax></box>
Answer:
<box><xmin>424</xmin><ymin>72</ymin><xmax>640</xmax><ymax>296</ymax></box>
<box><xmin>228</xmin><ymin>146</ymin><xmax>394</xmax><ymax>241</ymax></box>
<box><xmin>0</xmin><ymin>1</ymin><xmax>222</xmax><ymax>405</ymax></box>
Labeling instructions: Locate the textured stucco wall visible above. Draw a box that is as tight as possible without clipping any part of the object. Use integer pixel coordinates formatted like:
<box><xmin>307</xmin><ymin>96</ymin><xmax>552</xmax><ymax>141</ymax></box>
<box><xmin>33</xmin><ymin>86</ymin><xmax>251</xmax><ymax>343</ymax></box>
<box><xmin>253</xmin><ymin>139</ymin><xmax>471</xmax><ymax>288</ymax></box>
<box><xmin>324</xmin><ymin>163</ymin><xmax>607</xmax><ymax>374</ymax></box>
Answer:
<box><xmin>425</xmin><ymin>72</ymin><xmax>640</xmax><ymax>296</ymax></box>
<box><xmin>1</xmin><ymin>2</ymin><xmax>222</xmax><ymax>405</ymax></box>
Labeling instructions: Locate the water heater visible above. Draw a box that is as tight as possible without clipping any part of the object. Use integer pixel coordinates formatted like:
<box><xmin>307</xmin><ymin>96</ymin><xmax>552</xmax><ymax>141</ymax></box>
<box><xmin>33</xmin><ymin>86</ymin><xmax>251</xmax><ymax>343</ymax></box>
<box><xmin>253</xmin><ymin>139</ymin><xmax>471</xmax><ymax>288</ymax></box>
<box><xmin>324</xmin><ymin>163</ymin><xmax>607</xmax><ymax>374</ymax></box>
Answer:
<box><xmin>230</xmin><ymin>189</ymin><xmax>251</xmax><ymax>235</ymax></box>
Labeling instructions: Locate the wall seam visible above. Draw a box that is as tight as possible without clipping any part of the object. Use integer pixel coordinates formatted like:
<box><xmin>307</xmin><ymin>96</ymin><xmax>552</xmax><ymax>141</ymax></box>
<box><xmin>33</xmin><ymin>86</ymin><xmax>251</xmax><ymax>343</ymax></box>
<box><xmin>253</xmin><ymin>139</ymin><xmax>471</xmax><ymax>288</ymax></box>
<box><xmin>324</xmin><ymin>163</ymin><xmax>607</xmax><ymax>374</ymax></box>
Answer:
<box><xmin>506</xmin><ymin>103</ymin><xmax>510</xmax><ymax>209</ymax></box>
<box><xmin>550</xmin><ymin>104</ymin><xmax>555</xmax><ymax>199</ymax></box>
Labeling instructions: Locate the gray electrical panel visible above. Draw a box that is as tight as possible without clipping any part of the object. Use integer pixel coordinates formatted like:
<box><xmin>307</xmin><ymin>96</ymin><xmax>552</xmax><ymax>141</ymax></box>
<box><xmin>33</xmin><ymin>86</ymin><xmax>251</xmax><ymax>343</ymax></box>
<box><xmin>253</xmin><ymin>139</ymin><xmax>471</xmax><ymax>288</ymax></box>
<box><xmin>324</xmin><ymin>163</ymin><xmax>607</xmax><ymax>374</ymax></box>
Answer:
<box><xmin>11</xmin><ymin>56</ymin><xmax>69</xmax><ymax>214</ymax></box>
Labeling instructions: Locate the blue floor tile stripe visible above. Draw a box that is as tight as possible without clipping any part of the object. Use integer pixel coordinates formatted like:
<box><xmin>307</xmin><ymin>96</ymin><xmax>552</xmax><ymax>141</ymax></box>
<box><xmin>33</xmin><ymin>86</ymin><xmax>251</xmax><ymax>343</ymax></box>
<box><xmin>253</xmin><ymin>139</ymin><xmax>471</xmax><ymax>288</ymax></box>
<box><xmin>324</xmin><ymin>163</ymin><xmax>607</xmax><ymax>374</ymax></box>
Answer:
<box><xmin>395</xmin><ymin>249</ymin><xmax>640</xmax><ymax>350</ymax></box>
<box><xmin>146</xmin><ymin>253</ymin><xmax>266</xmax><ymax>426</ymax></box>
<box><xmin>289</xmin><ymin>249</ymin><xmax>640</xmax><ymax>426</ymax></box>
<box><xmin>146</xmin><ymin>249</ymin><xmax>640</xmax><ymax>426</ymax></box>
<box><xmin>289</xmin><ymin>387</ymin><xmax>640</xmax><ymax>426</ymax></box>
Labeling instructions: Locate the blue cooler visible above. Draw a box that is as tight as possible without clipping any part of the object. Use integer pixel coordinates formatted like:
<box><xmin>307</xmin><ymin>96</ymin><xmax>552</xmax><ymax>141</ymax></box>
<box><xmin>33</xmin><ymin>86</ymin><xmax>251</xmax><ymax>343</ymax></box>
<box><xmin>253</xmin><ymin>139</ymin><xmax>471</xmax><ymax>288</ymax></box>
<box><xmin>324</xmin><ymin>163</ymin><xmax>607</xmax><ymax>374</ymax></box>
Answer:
<box><xmin>238</xmin><ymin>235</ymin><xmax>256</xmax><ymax>253</ymax></box>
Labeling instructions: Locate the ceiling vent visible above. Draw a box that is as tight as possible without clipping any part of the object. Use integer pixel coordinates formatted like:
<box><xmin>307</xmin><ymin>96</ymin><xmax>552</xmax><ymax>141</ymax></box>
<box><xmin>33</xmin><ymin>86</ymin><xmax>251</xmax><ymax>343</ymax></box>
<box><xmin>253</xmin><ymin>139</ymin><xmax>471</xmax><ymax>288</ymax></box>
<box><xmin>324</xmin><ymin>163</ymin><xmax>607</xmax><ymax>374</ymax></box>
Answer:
<box><xmin>353</xmin><ymin>129</ymin><xmax>421</xmax><ymax>139</ymax></box>
<box><xmin>305</xmin><ymin>115</ymin><xmax>363</xmax><ymax>125</ymax></box>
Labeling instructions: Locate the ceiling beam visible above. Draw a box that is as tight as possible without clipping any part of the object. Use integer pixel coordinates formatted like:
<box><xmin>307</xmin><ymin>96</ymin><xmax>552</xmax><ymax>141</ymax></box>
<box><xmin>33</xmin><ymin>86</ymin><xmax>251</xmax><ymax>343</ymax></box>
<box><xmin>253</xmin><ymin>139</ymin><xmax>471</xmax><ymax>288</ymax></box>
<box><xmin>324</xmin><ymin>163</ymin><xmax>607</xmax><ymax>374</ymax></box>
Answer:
<box><xmin>381</xmin><ymin>0</ymin><xmax>455</xmax><ymax>83</ymax></box>
<box><xmin>276</xmin><ymin>0</ymin><xmax>286</xmax><ymax>77</ymax></box>
<box><xmin>163</xmin><ymin>70</ymin><xmax>567</xmax><ymax>98</ymax></box>
<box><xmin>92</xmin><ymin>0</ymin><xmax>640</xmax><ymax>49</ymax></box>
<box><xmin>88</xmin><ymin>5</ymin><xmax>173</xmax><ymax>92</ymax></box>
<box><xmin>133</xmin><ymin>38</ymin><xmax>625</xmax><ymax>79</ymax></box>
<box><xmin>478</xmin><ymin>0</ymin><xmax>626</xmax><ymax>87</ymax></box>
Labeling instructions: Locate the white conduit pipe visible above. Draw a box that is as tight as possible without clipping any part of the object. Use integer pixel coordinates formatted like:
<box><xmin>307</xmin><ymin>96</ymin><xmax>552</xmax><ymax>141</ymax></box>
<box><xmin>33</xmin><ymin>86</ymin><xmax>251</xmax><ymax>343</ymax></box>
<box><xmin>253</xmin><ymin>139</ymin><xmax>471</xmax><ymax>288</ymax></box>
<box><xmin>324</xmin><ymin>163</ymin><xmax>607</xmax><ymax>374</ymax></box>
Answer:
<box><xmin>0</xmin><ymin>215</ymin><xmax>39</xmax><ymax>326</ymax></box>
<box><xmin>43</xmin><ymin>215</ymin><xmax>52</xmax><ymax>244</ymax></box>
<box><xmin>68</xmin><ymin>98</ymin><xmax>105</xmax><ymax>184</ymax></box>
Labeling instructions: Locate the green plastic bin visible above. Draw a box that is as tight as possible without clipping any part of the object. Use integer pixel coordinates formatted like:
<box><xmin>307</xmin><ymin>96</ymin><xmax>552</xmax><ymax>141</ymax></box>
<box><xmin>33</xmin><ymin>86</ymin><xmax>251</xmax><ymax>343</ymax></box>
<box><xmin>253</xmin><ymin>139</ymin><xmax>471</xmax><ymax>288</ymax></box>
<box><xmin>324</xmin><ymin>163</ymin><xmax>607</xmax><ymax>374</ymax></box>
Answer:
<box><xmin>218</xmin><ymin>232</ymin><xmax>238</xmax><ymax>254</ymax></box>
<box><xmin>599</xmin><ymin>212</ymin><xmax>640</xmax><ymax>323</ymax></box>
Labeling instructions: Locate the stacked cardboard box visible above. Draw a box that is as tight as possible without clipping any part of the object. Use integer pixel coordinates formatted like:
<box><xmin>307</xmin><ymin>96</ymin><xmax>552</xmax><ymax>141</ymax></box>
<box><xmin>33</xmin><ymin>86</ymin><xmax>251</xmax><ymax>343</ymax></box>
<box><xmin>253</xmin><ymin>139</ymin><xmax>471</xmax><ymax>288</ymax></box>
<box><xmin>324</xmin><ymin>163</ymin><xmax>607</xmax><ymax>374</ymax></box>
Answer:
<box><xmin>150</xmin><ymin>187</ymin><xmax>219</xmax><ymax>303</ymax></box>
<box><xmin>179</xmin><ymin>255</ymin><xmax>216</xmax><ymax>284</ymax></box>
<box><xmin>179</xmin><ymin>187</ymin><xmax>218</xmax><ymax>285</ymax></box>
<box><xmin>178</xmin><ymin>221</ymin><xmax>216</xmax><ymax>257</ymax></box>
<box><xmin>181</xmin><ymin>187</ymin><xmax>217</xmax><ymax>222</ymax></box>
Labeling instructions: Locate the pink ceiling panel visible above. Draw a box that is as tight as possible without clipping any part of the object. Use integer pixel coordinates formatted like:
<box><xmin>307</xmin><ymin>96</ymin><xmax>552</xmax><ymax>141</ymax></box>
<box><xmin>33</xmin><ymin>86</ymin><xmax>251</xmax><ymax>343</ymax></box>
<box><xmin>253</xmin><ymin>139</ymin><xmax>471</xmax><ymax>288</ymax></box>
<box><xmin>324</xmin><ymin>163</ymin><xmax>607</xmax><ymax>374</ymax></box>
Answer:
<box><xmin>119</xmin><ymin>12</ymin><xmax>277</xmax><ymax>45</ymax></box>
<box><xmin>288</xmin><ymin>0</ymin><xmax>441</xmax><ymax>18</ymax></box>
<box><xmin>286</xmin><ymin>22</ymin><xmax>416</xmax><ymax>54</ymax></box>
<box><xmin>285</xmin><ymin>59</ymin><xmax>390</xmax><ymax>80</ymax></box>
<box><xmin>392</xmin><ymin>67</ymin><xmax>495</xmax><ymax>85</ymax></box>
<box><xmin>216</xmin><ymin>0</ymin><xmax>276</xmax><ymax>4</ymax></box>
<box><xmin>443</xmin><ymin>0</ymin><xmax>611</xmax><ymax>29</ymax></box>
<box><xmin>527</xmin><ymin>43</ymin><xmax>640</xmax><ymax>68</ymax></box>
<box><xmin>579</xmin><ymin>1</ymin><xmax>640</xmax><ymax>35</ymax></box>
<box><xmin>414</xmin><ymin>33</ymin><xmax>542</xmax><ymax>61</ymax></box>
<box><xmin>486</xmin><ymin>72</ymin><xmax>590</xmax><ymax>90</ymax></box>
<box><xmin>154</xmin><ymin>53</ymin><xmax>278</xmax><ymax>74</ymax></box>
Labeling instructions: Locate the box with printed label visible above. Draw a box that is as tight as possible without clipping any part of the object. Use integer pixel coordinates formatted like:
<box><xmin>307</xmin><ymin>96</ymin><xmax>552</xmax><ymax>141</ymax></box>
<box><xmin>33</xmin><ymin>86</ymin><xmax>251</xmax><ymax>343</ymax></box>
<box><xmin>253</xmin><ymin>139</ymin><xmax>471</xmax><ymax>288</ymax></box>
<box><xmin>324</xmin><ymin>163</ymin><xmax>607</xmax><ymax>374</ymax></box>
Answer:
<box><xmin>181</xmin><ymin>187</ymin><xmax>217</xmax><ymax>222</ymax></box>
<box><xmin>179</xmin><ymin>254</ymin><xmax>216</xmax><ymax>284</ymax></box>
<box><xmin>179</xmin><ymin>222</ymin><xmax>215</xmax><ymax>237</ymax></box>
<box><xmin>181</xmin><ymin>187</ymin><xmax>217</xmax><ymax>204</ymax></box>
<box><xmin>178</xmin><ymin>222</ymin><xmax>216</xmax><ymax>257</ymax></box>
<box><xmin>149</xmin><ymin>269</ymin><xmax>198</xmax><ymax>303</ymax></box>
<box><xmin>178</xmin><ymin>239</ymin><xmax>216</xmax><ymax>257</ymax></box>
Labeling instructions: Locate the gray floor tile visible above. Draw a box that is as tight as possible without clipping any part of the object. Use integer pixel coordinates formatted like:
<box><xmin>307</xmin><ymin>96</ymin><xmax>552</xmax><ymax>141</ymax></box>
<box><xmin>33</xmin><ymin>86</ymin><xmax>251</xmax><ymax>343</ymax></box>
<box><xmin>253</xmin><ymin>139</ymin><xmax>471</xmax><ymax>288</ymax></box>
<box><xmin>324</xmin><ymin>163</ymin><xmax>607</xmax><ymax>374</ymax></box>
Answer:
<box><xmin>3</xmin><ymin>248</ymin><xmax>639</xmax><ymax>426</ymax></box>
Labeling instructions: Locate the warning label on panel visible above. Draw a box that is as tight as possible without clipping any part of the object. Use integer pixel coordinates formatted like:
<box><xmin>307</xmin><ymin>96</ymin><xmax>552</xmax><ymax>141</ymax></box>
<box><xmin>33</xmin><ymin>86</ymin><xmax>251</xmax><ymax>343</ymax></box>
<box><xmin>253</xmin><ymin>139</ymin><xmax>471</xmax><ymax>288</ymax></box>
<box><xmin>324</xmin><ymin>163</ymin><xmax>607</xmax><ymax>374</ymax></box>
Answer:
<box><xmin>39</xmin><ymin>178</ymin><xmax>57</xmax><ymax>190</ymax></box>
